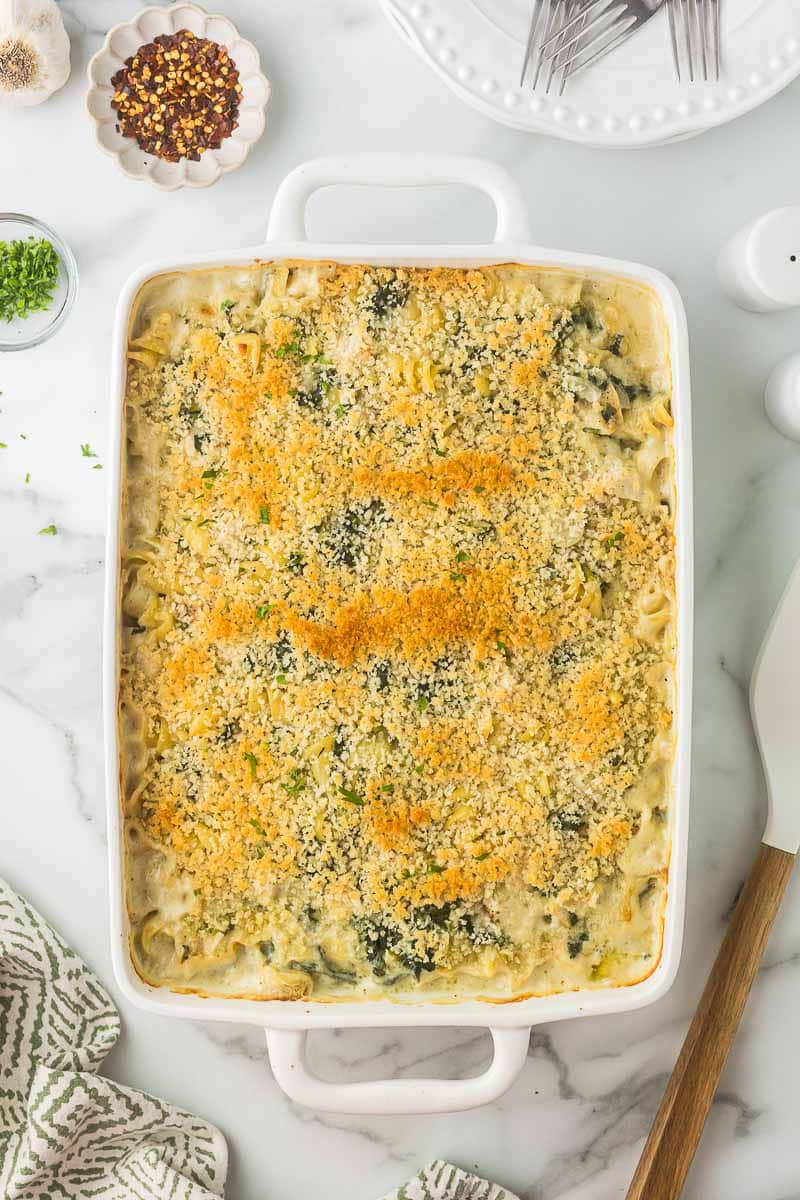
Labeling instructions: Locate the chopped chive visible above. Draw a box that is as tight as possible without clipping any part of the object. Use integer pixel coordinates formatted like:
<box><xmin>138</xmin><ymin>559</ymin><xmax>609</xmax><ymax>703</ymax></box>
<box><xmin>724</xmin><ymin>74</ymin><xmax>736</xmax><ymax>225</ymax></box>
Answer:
<box><xmin>380</xmin><ymin>784</ymin><xmax>395</xmax><ymax>794</ymax></box>
<box><xmin>243</xmin><ymin>752</ymin><xmax>258</xmax><ymax>779</ymax></box>
<box><xmin>338</xmin><ymin>785</ymin><xmax>365</xmax><ymax>807</ymax></box>
<box><xmin>474</xmin><ymin>851</ymin><xmax>491</xmax><ymax>862</ymax></box>
<box><xmin>259</xmin><ymin>505</ymin><xmax>270</xmax><ymax>524</ymax></box>
<box><xmin>249</xmin><ymin>817</ymin><xmax>267</xmax><ymax>837</ymax></box>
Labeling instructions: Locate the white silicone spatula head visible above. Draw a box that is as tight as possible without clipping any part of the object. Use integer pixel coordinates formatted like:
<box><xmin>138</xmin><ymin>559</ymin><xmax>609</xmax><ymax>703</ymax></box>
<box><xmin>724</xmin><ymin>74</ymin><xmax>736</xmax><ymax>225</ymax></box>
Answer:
<box><xmin>751</xmin><ymin>560</ymin><xmax>800</xmax><ymax>853</ymax></box>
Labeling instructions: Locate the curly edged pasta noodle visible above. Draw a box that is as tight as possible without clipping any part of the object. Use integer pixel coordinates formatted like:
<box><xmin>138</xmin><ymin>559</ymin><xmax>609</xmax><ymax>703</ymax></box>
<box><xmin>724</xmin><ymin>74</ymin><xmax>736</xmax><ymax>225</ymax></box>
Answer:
<box><xmin>119</xmin><ymin>260</ymin><xmax>677</xmax><ymax>1002</ymax></box>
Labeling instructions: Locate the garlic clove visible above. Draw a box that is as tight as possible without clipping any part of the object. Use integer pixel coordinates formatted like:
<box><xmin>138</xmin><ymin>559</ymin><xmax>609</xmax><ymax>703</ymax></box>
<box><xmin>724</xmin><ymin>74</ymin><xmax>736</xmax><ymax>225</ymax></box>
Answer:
<box><xmin>0</xmin><ymin>0</ymin><xmax>70</xmax><ymax>106</ymax></box>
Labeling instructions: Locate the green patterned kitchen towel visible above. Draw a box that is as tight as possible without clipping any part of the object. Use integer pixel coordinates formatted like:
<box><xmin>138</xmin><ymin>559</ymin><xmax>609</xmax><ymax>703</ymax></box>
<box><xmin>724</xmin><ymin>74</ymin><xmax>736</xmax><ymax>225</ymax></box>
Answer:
<box><xmin>380</xmin><ymin>1161</ymin><xmax>519</xmax><ymax>1200</ymax></box>
<box><xmin>0</xmin><ymin>879</ymin><xmax>227</xmax><ymax>1199</ymax></box>
<box><xmin>0</xmin><ymin>879</ymin><xmax>517</xmax><ymax>1200</ymax></box>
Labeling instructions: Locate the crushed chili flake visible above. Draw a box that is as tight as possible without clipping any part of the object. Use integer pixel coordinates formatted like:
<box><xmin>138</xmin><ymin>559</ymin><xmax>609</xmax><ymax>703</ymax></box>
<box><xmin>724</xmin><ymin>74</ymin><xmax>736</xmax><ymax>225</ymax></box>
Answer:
<box><xmin>110</xmin><ymin>29</ymin><xmax>243</xmax><ymax>163</ymax></box>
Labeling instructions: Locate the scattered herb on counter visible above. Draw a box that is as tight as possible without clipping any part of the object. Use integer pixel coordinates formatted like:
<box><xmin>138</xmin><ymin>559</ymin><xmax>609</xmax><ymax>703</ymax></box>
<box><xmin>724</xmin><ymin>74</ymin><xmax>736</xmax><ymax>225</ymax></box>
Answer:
<box><xmin>38</xmin><ymin>524</ymin><xmax>57</xmax><ymax>535</ymax></box>
<box><xmin>80</xmin><ymin>442</ymin><xmax>97</xmax><ymax>458</ymax></box>
<box><xmin>93</xmin><ymin>463</ymin><xmax>102</xmax><ymax>470</ymax></box>
<box><xmin>24</xmin><ymin>472</ymin><xmax>30</xmax><ymax>483</ymax></box>
<box><xmin>110</xmin><ymin>30</ymin><xmax>243</xmax><ymax>163</ymax></box>
<box><xmin>0</xmin><ymin>442</ymin><xmax>6</xmax><ymax>448</ymax></box>
<box><xmin>0</xmin><ymin>237</ymin><xmax>60</xmax><ymax>323</ymax></box>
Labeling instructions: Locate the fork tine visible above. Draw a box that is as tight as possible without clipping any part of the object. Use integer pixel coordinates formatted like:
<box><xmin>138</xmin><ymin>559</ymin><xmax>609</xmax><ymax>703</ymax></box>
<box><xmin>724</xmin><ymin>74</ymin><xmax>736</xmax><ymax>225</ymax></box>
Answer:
<box><xmin>556</xmin><ymin>0</ymin><xmax>587</xmax><ymax>94</ymax></box>
<box><xmin>667</xmin><ymin>0</ymin><xmax>682</xmax><ymax>81</ymax></box>
<box><xmin>539</xmin><ymin>0</ymin><xmax>615</xmax><ymax>53</ymax></box>
<box><xmin>531</xmin><ymin>0</ymin><xmax>557</xmax><ymax>90</ymax></box>
<box><xmin>711</xmin><ymin>0</ymin><xmax>720</xmax><ymax>78</ymax></box>
<box><xmin>520</xmin><ymin>0</ymin><xmax>545</xmax><ymax>85</ymax></box>
<box><xmin>694</xmin><ymin>0</ymin><xmax>708</xmax><ymax>80</ymax></box>
<box><xmin>559</xmin><ymin>12</ymin><xmax>637</xmax><ymax>76</ymax></box>
<box><xmin>541</xmin><ymin>2</ymin><xmax>624</xmax><ymax>64</ymax></box>
<box><xmin>545</xmin><ymin>0</ymin><xmax>573</xmax><ymax>94</ymax></box>
<box><xmin>679</xmin><ymin>0</ymin><xmax>693</xmax><ymax>83</ymax></box>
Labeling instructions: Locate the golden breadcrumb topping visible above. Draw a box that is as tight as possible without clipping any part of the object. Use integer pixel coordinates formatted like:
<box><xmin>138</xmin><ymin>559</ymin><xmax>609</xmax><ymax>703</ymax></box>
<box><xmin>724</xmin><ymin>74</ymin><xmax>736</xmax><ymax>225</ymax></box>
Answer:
<box><xmin>120</xmin><ymin>261</ymin><xmax>676</xmax><ymax>1001</ymax></box>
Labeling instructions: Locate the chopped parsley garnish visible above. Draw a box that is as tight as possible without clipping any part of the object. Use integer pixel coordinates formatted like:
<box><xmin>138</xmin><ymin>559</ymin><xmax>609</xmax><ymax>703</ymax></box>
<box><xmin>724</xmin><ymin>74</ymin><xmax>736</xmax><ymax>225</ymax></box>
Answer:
<box><xmin>243</xmin><ymin>752</ymin><xmax>258</xmax><ymax>778</ymax></box>
<box><xmin>256</xmin><ymin>604</ymin><xmax>271</xmax><ymax>620</ymax></box>
<box><xmin>220</xmin><ymin>299</ymin><xmax>234</xmax><ymax>313</ymax></box>
<box><xmin>275</xmin><ymin>341</ymin><xmax>301</xmax><ymax>359</ymax></box>
<box><xmin>0</xmin><ymin>237</ymin><xmax>60</xmax><ymax>323</ymax></box>
<box><xmin>416</xmin><ymin>695</ymin><xmax>430</xmax><ymax>712</ymax></box>
<box><xmin>338</xmin><ymin>785</ymin><xmax>365</xmax><ymax>807</ymax></box>
<box><xmin>380</xmin><ymin>784</ymin><xmax>395</xmax><ymax>794</ymax></box>
<box><xmin>38</xmin><ymin>524</ymin><xmax>57</xmax><ymax>535</ymax></box>
<box><xmin>427</xmin><ymin>863</ymin><xmax>446</xmax><ymax>875</ymax></box>
<box><xmin>281</xmin><ymin>768</ymin><xmax>307</xmax><ymax>796</ymax></box>
<box><xmin>80</xmin><ymin>443</ymin><xmax>97</xmax><ymax>458</ymax></box>
<box><xmin>605</xmin><ymin>530</ymin><xmax>624</xmax><ymax>548</ymax></box>
<box><xmin>455</xmin><ymin>550</ymin><xmax>470</xmax><ymax>563</ymax></box>
<box><xmin>474</xmin><ymin>851</ymin><xmax>491</xmax><ymax>862</ymax></box>
<box><xmin>249</xmin><ymin>817</ymin><xmax>267</xmax><ymax>837</ymax></box>
<box><xmin>201</xmin><ymin>468</ymin><xmax>219</xmax><ymax>480</ymax></box>
<box><xmin>449</xmin><ymin>571</ymin><xmax>466</xmax><ymax>583</ymax></box>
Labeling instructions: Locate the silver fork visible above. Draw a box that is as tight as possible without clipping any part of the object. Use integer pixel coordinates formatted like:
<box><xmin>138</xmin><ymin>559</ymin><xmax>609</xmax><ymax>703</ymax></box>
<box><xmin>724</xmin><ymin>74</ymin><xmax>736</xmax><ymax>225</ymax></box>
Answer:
<box><xmin>520</xmin><ymin>0</ymin><xmax>586</xmax><ymax>94</ymax></box>
<box><xmin>667</xmin><ymin>0</ymin><xmax>720</xmax><ymax>82</ymax></box>
<box><xmin>538</xmin><ymin>0</ymin><xmax>666</xmax><ymax>82</ymax></box>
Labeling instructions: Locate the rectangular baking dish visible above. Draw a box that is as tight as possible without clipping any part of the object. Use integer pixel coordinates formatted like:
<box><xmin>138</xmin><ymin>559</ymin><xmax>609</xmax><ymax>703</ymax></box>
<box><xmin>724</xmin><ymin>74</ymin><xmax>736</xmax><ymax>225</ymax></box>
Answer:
<box><xmin>104</xmin><ymin>154</ymin><xmax>693</xmax><ymax>1115</ymax></box>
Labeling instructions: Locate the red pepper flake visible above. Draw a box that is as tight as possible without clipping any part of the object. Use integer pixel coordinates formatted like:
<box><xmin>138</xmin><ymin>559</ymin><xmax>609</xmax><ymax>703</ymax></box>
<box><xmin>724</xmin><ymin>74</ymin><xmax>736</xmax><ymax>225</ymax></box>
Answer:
<box><xmin>110</xmin><ymin>29</ymin><xmax>243</xmax><ymax>163</ymax></box>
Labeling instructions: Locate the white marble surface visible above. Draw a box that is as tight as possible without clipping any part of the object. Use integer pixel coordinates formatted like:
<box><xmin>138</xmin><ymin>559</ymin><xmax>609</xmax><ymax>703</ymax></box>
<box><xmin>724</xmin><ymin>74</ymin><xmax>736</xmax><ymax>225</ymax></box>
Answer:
<box><xmin>3</xmin><ymin>3</ymin><xmax>800</xmax><ymax>1197</ymax></box>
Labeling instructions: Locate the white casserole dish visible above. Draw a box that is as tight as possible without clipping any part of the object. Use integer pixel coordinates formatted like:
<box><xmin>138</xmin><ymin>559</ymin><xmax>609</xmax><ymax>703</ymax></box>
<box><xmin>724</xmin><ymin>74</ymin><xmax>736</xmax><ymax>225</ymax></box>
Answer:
<box><xmin>104</xmin><ymin>154</ymin><xmax>694</xmax><ymax>1115</ymax></box>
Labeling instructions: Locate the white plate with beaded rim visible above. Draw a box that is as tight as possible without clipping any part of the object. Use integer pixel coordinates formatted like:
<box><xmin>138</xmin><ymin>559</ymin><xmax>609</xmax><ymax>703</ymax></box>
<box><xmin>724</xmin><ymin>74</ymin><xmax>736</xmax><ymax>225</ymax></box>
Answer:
<box><xmin>380</xmin><ymin>0</ymin><xmax>800</xmax><ymax>148</ymax></box>
<box><xmin>86</xmin><ymin>3</ymin><xmax>271</xmax><ymax>190</ymax></box>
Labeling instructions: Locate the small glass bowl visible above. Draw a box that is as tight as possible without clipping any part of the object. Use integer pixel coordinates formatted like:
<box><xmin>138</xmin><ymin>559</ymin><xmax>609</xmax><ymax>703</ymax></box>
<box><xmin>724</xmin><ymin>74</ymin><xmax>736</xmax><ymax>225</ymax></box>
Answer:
<box><xmin>0</xmin><ymin>214</ymin><xmax>78</xmax><ymax>352</ymax></box>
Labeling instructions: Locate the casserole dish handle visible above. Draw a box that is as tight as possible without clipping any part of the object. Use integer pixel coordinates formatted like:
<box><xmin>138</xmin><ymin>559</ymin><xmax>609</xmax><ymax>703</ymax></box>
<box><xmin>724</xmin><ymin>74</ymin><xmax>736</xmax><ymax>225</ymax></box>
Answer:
<box><xmin>265</xmin><ymin>154</ymin><xmax>531</xmax><ymax>244</ymax></box>
<box><xmin>265</xmin><ymin>1026</ymin><xmax>531</xmax><ymax>1114</ymax></box>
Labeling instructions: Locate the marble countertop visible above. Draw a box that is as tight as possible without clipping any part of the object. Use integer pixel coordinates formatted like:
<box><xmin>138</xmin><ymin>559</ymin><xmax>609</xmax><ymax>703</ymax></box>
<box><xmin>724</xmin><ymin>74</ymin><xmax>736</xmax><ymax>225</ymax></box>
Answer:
<box><xmin>3</xmin><ymin>2</ymin><xmax>800</xmax><ymax>1197</ymax></box>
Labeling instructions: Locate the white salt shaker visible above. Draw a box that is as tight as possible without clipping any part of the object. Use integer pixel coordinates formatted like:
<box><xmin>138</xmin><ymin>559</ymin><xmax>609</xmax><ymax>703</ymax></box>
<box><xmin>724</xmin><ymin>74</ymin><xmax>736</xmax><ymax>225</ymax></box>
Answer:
<box><xmin>717</xmin><ymin>207</ymin><xmax>800</xmax><ymax>312</ymax></box>
<box><xmin>765</xmin><ymin>353</ymin><xmax>800</xmax><ymax>442</ymax></box>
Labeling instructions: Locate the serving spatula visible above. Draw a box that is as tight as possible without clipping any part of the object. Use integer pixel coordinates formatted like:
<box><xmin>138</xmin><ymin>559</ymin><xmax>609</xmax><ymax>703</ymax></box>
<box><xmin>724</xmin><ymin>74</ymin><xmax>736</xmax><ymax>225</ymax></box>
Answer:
<box><xmin>626</xmin><ymin>559</ymin><xmax>800</xmax><ymax>1200</ymax></box>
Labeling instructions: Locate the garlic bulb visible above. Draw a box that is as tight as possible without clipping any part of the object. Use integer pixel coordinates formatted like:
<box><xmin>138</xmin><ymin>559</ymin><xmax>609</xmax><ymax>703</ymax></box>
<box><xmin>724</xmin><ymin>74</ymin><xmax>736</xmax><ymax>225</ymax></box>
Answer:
<box><xmin>0</xmin><ymin>0</ymin><xmax>70</xmax><ymax>106</ymax></box>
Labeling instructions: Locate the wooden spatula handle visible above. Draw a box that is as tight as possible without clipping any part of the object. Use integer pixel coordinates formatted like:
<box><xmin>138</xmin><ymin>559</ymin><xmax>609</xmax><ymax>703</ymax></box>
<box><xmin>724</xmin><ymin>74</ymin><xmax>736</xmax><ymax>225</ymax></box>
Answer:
<box><xmin>626</xmin><ymin>842</ymin><xmax>795</xmax><ymax>1200</ymax></box>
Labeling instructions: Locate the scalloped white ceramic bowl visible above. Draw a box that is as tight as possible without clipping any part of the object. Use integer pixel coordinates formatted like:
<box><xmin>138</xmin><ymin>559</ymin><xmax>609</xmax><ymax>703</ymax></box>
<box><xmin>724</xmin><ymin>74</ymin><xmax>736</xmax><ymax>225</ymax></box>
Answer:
<box><xmin>86</xmin><ymin>3</ymin><xmax>271</xmax><ymax>190</ymax></box>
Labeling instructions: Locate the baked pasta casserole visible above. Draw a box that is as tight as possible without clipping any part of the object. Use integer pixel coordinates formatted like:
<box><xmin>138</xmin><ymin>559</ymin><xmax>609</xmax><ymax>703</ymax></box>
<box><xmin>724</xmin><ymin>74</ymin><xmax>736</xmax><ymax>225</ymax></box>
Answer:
<box><xmin>120</xmin><ymin>260</ymin><xmax>676</xmax><ymax>1002</ymax></box>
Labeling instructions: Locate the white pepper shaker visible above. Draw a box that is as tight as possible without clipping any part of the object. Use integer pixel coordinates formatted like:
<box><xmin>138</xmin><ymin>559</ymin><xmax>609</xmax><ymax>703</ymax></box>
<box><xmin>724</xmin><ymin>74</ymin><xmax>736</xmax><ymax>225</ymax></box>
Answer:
<box><xmin>765</xmin><ymin>353</ymin><xmax>800</xmax><ymax>442</ymax></box>
<box><xmin>717</xmin><ymin>207</ymin><xmax>800</xmax><ymax>312</ymax></box>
